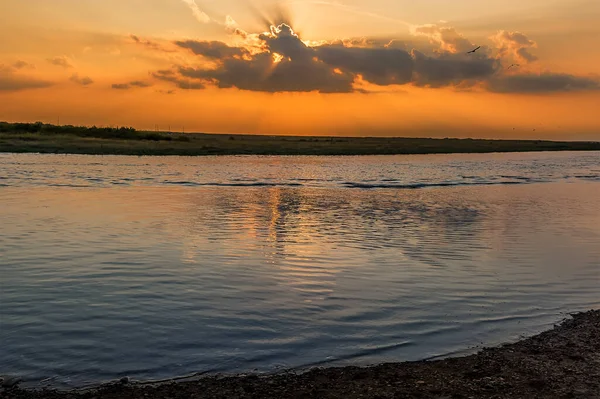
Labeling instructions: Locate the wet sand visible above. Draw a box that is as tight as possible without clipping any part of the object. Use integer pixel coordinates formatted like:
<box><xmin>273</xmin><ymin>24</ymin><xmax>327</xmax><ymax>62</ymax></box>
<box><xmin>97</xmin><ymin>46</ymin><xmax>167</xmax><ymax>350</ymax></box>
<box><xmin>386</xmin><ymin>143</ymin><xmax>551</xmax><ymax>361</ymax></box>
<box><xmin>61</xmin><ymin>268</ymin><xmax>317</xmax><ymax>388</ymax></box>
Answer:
<box><xmin>3</xmin><ymin>310</ymin><xmax>599</xmax><ymax>398</ymax></box>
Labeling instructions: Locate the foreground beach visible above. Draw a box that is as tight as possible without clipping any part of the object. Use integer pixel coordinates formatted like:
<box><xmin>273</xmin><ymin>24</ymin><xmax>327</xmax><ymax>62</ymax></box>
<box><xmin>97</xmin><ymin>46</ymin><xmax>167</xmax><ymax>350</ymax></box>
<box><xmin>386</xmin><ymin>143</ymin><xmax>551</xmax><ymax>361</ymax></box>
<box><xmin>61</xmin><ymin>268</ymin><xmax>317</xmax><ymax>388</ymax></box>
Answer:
<box><xmin>3</xmin><ymin>310</ymin><xmax>599</xmax><ymax>399</ymax></box>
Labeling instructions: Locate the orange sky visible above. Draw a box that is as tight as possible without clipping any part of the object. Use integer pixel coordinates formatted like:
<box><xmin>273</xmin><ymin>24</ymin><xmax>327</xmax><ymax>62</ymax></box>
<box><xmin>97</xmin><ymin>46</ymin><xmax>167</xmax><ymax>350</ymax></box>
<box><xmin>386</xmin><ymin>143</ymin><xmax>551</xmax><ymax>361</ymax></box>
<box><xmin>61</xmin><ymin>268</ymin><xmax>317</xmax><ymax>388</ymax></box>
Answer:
<box><xmin>1</xmin><ymin>0</ymin><xmax>599</xmax><ymax>139</ymax></box>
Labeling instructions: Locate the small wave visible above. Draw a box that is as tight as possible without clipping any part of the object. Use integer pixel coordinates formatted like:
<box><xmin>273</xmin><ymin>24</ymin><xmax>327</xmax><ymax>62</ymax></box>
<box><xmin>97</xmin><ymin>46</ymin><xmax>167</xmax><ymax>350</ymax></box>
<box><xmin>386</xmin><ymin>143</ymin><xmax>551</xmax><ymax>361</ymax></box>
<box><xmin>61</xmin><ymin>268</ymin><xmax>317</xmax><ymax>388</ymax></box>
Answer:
<box><xmin>161</xmin><ymin>181</ymin><xmax>303</xmax><ymax>188</ymax></box>
<box><xmin>342</xmin><ymin>181</ymin><xmax>526</xmax><ymax>189</ymax></box>
<box><xmin>46</xmin><ymin>183</ymin><xmax>93</xmax><ymax>188</ymax></box>
<box><xmin>293</xmin><ymin>341</ymin><xmax>414</xmax><ymax>370</ymax></box>
<box><xmin>221</xmin><ymin>182</ymin><xmax>303</xmax><ymax>187</ymax></box>
<box><xmin>499</xmin><ymin>175</ymin><xmax>533</xmax><ymax>181</ymax></box>
<box><xmin>574</xmin><ymin>175</ymin><xmax>600</xmax><ymax>180</ymax></box>
<box><xmin>161</xmin><ymin>181</ymin><xmax>202</xmax><ymax>186</ymax></box>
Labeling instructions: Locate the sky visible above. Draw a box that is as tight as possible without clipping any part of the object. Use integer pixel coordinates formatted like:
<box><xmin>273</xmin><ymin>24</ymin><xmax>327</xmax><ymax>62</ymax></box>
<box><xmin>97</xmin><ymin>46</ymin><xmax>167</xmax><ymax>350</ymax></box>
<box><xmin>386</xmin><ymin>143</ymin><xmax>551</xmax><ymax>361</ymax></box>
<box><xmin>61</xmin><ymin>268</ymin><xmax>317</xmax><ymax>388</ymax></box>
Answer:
<box><xmin>1</xmin><ymin>0</ymin><xmax>599</xmax><ymax>139</ymax></box>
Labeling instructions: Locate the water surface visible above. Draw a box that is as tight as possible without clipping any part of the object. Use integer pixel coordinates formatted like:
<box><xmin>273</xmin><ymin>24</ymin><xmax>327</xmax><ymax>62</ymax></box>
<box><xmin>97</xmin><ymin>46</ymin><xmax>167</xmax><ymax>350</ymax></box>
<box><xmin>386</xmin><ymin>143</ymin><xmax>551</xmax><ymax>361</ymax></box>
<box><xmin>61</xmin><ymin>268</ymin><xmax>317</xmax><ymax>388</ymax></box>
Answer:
<box><xmin>1</xmin><ymin>152</ymin><xmax>599</xmax><ymax>388</ymax></box>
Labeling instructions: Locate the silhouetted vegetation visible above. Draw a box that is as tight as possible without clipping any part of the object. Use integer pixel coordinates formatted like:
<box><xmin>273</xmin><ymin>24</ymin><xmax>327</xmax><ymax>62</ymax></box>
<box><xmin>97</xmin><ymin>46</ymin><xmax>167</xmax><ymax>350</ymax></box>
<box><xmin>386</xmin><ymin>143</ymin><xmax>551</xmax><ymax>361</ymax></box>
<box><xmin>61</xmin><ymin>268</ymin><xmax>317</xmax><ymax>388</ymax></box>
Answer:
<box><xmin>0</xmin><ymin>122</ymin><xmax>191</xmax><ymax>142</ymax></box>
<box><xmin>1</xmin><ymin>121</ymin><xmax>599</xmax><ymax>156</ymax></box>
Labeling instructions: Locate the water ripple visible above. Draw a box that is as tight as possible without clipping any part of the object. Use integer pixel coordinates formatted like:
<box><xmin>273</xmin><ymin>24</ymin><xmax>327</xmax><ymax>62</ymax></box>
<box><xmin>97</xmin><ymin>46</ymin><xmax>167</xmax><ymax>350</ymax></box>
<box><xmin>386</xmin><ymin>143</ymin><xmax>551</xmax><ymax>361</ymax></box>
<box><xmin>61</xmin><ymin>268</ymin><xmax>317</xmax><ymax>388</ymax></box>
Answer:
<box><xmin>0</xmin><ymin>152</ymin><xmax>599</xmax><ymax>389</ymax></box>
<box><xmin>0</xmin><ymin>151</ymin><xmax>599</xmax><ymax>189</ymax></box>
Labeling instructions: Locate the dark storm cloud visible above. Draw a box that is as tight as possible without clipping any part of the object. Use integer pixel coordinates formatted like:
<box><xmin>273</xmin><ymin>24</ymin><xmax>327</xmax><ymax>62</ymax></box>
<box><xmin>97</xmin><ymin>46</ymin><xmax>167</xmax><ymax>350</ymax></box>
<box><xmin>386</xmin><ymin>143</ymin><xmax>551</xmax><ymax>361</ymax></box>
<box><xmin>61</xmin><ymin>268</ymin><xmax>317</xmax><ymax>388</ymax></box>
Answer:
<box><xmin>147</xmin><ymin>23</ymin><xmax>596</xmax><ymax>95</ymax></box>
<box><xmin>315</xmin><ymin>44</ymin><xmax>414</xmax><ymax>85</ymax></box>
<box><xmin>488</xmin><ymin>73</ymin><xmax>600</xmax><ymax>93</ymax></box>
<box><xmin>159</xmin><ymin>25</ymin><xmax>496</xmax><ymax>92</ymax></box>
<box><xmin>175</xmin><ymin>40</ymin><xmax>248</xmax><ymax>59</ymax></box>
<box><xmin>178</xmin><ymin>53</ymin><xmax>355</xmax><ymax>93</ymax></box>
<box><xmin>175</xmin><ymin>24</ymin><xmax>355</xmax><ymax>93</ymax></box>
<box><xmin>258</xmin><ymin>24</ymin><xmax>310</xmax><ymax>61</ymax></box>
<box><xmin>412</xmin><ymin>50</ymin><xmax>498</xmax><ymax>87</ymax></box>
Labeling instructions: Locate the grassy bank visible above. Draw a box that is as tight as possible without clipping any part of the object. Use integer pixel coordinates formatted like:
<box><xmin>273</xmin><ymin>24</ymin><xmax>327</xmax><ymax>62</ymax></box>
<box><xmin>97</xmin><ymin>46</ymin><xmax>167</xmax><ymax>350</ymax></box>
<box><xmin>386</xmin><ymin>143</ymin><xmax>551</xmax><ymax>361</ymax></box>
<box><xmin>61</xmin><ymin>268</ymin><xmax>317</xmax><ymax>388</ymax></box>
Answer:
<box><xmin>1</xmin><ymin>122</ymin><xmax>599</xmax><ymax>156</ymax></box>
<box><xmin>3</xmin><ymin>310</ymin><xmax>599</xmax><ymax>398</ymax></box>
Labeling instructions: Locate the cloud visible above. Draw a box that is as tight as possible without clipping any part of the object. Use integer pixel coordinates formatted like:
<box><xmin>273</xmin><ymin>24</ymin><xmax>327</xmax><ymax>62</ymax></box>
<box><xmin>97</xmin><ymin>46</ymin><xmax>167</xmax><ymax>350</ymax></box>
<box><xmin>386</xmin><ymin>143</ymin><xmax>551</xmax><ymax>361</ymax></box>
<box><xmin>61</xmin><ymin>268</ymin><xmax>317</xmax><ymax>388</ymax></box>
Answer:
<box><xmin>0</xmin><ymin>76</ymin><xmax>53</xmax><ymax>91</ymax></box>
<box><xmin>0</xmin><ymin>64</ymin><xmax>53</xmax><ymax>91</ymax></box>
<box><xmin>152</xmin><ymin>69</ymin><xmax>205</xmax><ymax>90</ymax></box>
<box><xmin>315</xmin><ymin>44</ymin><xmax>414</xmax><ymax>86</ymax></box>
<box><xmin>176</xmin><ymin>24</ymin><xmax>355</xmax><ymax>93</ymax></box>
<box><xmin>111</xmin><ymin>80</ymin><xmax>152</xmax><ymax>90</ymax></box>
<box><xmin>175</xmin><ymin>40</ymin><xmax>248</xmax><ymax>59</ymax></box>
<box><xmin>180</xmin><ymin>0</ymin><xmax>211</xmax><ymax>23</ymax></box>
<box><xmin>163</xmin><ymin>23</ymin><xmax>495</xmax><ymax>93</ymax></box>
<box><xmin>488</xmin><ymin>73</ymin><xmax>599</xmax><ymax>93</ymax></box>
<box><xmin>412</xmin><ymin>50</ymin><xmax>498</xmax><ymax>87</ymax></box>
<box><xmin>130</xmin><ymin>80</ymin><xmax>151</xmax><ymax>87</ymax></box>
<box><xmin>384</xmin><ymin>39</ymin><xmax>408</xmax><ymax>49</ymax></box>
<box><xmin>130</xmin><ymin>34</ymin><xmax>175</xmax><ymax>53</ymax></box>
<box><xmin>13</xmin><ymin>60</ymin><xmax>35</xmax><ymax>70</ymax></box>
<box><xmin>491</xmin><ymin>31</ymin><xmax>538</xmax><ymax>63</ymax></box>
<box><xmin>147</xmin><ymin>22</ymin><xmax>597</xmax><ymax>95</ymax></box>
<box><xmin>69</xmin><ymin>73</ymin><xmax>94</xmax><ymax>86</ymax></box>
<box><xmin>180</xmin><ymin>54</ymin><xmax>355</xmax><ymax>93</ymax></box>
<box><xmin>224</xmin><ymin>15</ymin><xmax>247</xmax><ymax>38</ymax></box>
<box><xmin>178</xmin><ymin>0</ymin><xmax>241</xmax><ymax>34</ymax></box>
<box><xmin>411</xmin><ymin>24</ymin><xmax>475</xmax><ymax>54</ymax></box>
<box><xmin>47</xmin><ymin>56</ymin><xmax>74</xmax><ymax>68</ymax></box>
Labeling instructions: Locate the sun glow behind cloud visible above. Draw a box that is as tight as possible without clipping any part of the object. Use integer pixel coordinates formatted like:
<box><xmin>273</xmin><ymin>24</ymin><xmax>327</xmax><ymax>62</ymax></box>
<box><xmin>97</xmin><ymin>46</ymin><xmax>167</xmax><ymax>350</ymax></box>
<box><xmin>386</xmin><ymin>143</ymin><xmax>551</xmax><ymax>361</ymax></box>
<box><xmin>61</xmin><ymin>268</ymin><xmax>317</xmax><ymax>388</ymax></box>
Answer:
<box><xmin>0</xmin><ymin>0</ymin><xmax>599</xmax><ymax>139</ymax></box>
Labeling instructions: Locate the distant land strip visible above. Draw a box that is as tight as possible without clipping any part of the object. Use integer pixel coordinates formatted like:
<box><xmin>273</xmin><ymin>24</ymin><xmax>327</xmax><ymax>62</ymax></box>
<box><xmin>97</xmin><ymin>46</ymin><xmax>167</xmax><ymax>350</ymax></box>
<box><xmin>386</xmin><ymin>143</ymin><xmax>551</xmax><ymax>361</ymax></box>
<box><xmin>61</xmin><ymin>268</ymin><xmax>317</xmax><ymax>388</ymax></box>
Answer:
<box><xmin>1</xmin><ymin>122</ymin><xmax>599</xmax><ymax>156</ymax></box>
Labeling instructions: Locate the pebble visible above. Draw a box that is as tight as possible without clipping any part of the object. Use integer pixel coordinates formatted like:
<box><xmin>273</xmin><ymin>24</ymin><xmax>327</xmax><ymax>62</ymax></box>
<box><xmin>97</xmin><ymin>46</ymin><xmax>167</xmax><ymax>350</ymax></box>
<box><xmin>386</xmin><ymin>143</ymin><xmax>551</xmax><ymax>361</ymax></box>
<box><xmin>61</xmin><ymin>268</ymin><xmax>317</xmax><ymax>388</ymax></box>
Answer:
<box><xmin>1</xmin><ymin>376</ymin><xmax>22</xmax><ymax>389</ymax></box>
<box><xmin>120</xmin><ymin>376</ymin><xmax>131</xmax><ymax>385</ymax></box>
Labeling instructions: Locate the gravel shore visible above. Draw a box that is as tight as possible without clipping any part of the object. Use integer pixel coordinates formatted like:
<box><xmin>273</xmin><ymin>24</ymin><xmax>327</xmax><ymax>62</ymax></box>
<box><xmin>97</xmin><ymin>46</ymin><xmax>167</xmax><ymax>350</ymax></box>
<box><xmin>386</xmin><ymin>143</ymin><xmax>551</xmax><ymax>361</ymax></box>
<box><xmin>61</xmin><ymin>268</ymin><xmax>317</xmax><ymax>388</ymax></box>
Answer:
<box><xmin>2</xmin><ymin>310</ymin><xmax>599</xmax><ymax>399</ymax></box>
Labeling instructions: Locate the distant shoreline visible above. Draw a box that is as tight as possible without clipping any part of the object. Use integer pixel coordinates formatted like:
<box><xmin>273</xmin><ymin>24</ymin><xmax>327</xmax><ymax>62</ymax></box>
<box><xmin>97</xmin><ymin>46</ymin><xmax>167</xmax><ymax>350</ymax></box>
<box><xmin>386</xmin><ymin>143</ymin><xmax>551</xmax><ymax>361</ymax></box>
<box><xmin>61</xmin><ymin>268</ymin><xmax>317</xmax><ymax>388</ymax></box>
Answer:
<box><xmin>4</xmin><ymin>310</ymin><xmax>599</xmax><ymax>398</ymax></box>
<box><xmin>2</xmin><ymin>122</ymin><xmax>600</xmax><ymax>156</ymax></box>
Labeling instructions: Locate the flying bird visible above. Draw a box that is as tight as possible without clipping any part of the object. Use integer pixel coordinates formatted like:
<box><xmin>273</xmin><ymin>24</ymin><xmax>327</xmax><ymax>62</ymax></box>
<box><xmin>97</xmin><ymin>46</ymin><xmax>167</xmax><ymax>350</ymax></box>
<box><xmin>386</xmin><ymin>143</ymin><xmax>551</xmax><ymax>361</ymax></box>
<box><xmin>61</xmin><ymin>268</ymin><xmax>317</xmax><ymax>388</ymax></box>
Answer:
<box><xmin>467</xmin><ymin>46</ymin><xmax>481</xmax><ymax>54</ymax></box>
<box><xmin>508</xmin><ymin>64</ymin><xmax>520</xmax><ymax>70</ymax></box>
